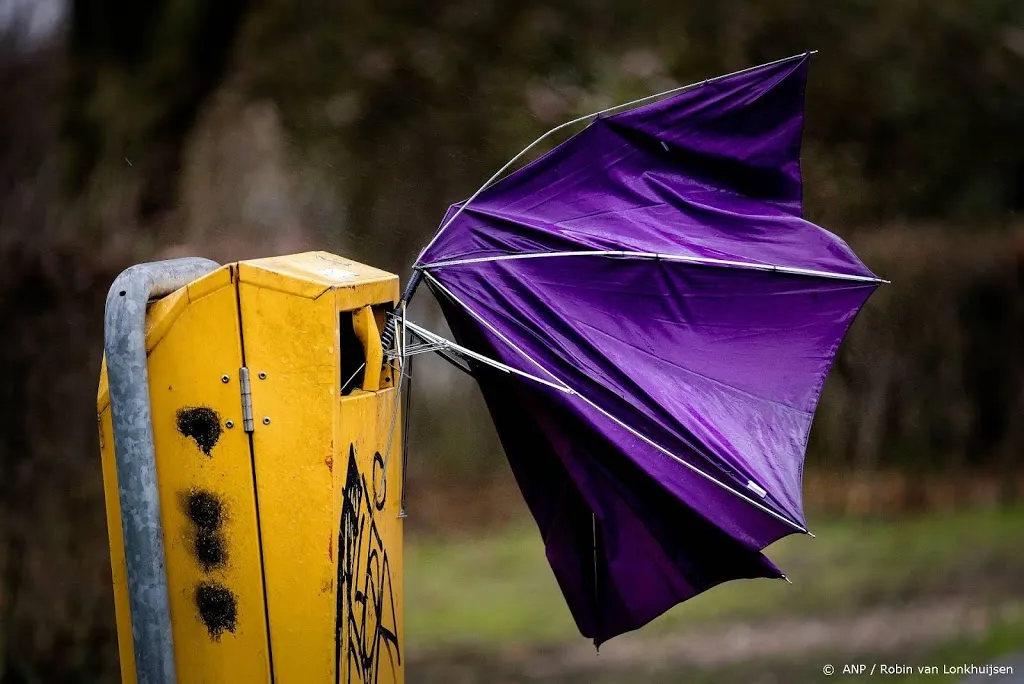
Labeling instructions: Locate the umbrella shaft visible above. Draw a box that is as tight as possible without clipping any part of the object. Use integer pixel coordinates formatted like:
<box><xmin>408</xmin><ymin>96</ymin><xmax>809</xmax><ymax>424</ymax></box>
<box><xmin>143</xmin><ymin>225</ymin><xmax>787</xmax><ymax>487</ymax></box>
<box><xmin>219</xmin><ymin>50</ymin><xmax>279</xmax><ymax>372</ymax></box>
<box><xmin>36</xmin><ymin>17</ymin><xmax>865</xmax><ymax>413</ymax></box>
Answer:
<box><xmin>380</xmin><ymin>269</ymin><xmax>424</xmax><ymax>351</ymax></box>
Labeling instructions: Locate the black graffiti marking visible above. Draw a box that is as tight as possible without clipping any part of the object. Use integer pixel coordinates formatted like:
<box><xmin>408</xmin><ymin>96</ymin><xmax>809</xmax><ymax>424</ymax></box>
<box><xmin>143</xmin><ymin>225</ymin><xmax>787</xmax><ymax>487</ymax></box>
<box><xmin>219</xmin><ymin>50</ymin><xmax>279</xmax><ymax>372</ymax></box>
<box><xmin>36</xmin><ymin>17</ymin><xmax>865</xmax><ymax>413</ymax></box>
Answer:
<box><xmin>372</xmin><ymin>452</ymin><xmax>385</xmax><ymax>512</ymax></box>
<box><xmin>176</xmin><ymin>406</ymin><xmax>222</xmax><ymax>456</ymax></box>
<box><xmin>181</xmin><ymin>489</ymin><xmax>228</xmax><ymax>572</ymax></box>
<box><xmin>179</xmin><ymin>486</ymin><xmax>233</xmax><ymax>640</ymax></box>
<box><xmin>195</xmin><ymin>581</ymin><xmax>238</xmax><ymax>639</ymax></box>
<box><xmin>335</xmin><ymin>444</ymin><xmax>401</xmax><ymax>684</ymax></box>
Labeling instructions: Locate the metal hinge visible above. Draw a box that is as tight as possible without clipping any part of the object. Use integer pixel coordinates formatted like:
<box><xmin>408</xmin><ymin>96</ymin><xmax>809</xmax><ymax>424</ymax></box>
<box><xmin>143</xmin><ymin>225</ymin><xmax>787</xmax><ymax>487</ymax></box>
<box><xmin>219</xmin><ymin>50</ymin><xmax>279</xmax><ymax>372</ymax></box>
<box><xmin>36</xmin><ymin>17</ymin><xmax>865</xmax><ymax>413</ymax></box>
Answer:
<box><xmin>239</xmin><ymin>366</ymin><xmax>254</xmax><ymax>433</ymax></box>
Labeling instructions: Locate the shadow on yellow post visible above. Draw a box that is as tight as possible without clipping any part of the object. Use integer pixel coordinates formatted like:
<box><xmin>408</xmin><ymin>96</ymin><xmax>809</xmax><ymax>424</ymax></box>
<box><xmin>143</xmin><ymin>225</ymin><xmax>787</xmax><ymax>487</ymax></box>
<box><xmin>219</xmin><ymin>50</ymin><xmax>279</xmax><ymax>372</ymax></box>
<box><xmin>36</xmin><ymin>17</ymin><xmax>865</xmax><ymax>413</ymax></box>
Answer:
<box><xmin>97</xmin><ymin>252</ymin><xmax>404</xmax><ymax>684</ymax></box>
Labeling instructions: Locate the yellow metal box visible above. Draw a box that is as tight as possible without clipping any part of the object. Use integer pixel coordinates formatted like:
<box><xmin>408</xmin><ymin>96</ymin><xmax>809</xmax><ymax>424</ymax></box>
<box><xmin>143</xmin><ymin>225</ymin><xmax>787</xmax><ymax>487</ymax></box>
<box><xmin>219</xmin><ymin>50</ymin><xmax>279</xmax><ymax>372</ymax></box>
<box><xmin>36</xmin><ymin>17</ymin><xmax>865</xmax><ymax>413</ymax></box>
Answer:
<box><xmin>98</xmin><ymin>252</ymin><xmax>404</xmax><ymax>683</ymax></box>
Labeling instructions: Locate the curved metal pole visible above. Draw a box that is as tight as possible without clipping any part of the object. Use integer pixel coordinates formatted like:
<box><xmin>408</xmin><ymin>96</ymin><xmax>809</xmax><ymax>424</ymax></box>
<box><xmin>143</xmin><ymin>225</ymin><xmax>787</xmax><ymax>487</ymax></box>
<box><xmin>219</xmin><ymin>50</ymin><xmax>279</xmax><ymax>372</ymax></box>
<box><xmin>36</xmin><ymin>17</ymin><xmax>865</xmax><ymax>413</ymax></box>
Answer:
<box><xmin>104</xmin><ymin>258</ymin><xmax>220</xmax><ymax>684</ymax></box>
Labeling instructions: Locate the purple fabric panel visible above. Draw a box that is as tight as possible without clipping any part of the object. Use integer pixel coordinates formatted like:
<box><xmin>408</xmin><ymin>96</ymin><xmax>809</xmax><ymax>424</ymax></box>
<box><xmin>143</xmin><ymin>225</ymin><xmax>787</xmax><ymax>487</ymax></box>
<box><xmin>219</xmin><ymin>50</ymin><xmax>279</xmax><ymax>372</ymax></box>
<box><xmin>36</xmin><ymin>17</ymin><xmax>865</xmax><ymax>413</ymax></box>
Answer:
<box><xmin>429</xmin><ymin>258</ymin><xmax>875</xmax><ymax>524</ymax></box>
<box><xmin>420</xmin><ymin>54</ymin><xmax>874</xmax><ymax>284</ymax></box>
<box><xmin>426</xmin><ymin>184</ymin><xmax>873</xmax><ymax>279</ymax></box>
<box><xmin>605</xmin><ymin>53</ymin><xmax>808</xmax><ymax>213</ymax></box>
<box><xmin>438</xmin><ymin>292</ymin><xmax>787</xmax><ymax>644</ymax></box>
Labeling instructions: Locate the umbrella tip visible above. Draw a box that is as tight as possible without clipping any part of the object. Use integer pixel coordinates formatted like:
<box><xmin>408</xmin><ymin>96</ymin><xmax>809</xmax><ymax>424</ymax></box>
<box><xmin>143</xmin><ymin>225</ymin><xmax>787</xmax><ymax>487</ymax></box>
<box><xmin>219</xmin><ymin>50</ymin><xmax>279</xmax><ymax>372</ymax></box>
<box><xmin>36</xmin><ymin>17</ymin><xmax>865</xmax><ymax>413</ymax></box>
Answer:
<box><xmin>806</xmin><ymin>530</ymin><xmax>817</xmax><ymax>539</ymax></box>
<box><xmin>781</xmin><ymin>574</ymin><xmax>793</xmax><ymax>585</ymax></box>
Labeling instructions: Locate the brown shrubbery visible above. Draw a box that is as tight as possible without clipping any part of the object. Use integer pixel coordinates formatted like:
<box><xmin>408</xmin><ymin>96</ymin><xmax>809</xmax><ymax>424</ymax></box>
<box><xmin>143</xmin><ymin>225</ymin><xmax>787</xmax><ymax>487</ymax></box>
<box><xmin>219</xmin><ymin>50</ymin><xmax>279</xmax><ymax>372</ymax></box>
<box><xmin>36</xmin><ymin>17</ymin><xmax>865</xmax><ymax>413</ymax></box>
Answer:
<box><xmin>0</xmin><ymin>245</ymin><xmax>121</xmax><ymax>682</ymax></box>
<box><xmin>815</xmin><ymin>228</ymin><xmax>1024</xmax><ymax>473</ymax></box>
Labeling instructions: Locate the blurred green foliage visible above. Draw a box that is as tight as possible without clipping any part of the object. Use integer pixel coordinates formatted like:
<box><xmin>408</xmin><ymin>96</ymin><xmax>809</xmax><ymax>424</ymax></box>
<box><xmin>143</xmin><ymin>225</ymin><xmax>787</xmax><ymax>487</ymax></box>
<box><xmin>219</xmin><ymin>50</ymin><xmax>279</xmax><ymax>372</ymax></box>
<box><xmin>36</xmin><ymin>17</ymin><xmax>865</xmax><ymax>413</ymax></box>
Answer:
<box><xmin>407</xmin><ymin>507</ymin><xmax>1024</xmax><ymax>682</ymax></box>
<box><xmin>406</xmin><ymin>506</ymin><xmax>1024</xmax><ymax>651</ymax></box>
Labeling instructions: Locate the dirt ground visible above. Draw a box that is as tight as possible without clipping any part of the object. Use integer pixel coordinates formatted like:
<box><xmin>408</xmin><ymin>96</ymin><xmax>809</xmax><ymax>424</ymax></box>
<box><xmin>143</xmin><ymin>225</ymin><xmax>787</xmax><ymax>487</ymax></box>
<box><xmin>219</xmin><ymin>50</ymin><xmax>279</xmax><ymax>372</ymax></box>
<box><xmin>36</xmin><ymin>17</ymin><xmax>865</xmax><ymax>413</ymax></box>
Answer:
<box><xmin>409</xmin><ymin>599</ymin><xmax>1024</xmax><ymax>683</ymax></box>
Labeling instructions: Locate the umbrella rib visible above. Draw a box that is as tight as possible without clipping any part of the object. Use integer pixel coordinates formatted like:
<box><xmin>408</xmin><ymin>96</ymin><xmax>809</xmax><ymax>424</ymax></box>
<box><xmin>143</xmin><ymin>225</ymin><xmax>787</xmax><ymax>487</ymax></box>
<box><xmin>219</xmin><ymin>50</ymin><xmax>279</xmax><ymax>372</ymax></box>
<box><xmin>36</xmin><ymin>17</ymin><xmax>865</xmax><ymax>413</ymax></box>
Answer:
<box><xmin>421</xmin><ymin>270</ymin><xmax>809</xmax><ymax>535</ymax></box>
<box><xmin>397</xmin><ymin>317</ymin><xmax>476</xmax><ymax>375</ymax></box>
<box><xmin>423</xmin><ymin>271</ymin><xmax>571</xmax><ymax>387</ymax></box>
<box><xmin>403</xmin><ymin>319</ymin><xmax>575</xmax><ymax>395</ymax></box>
<box><xmin>420</xmin><ymin>250</ymin><xmax>886</xmax><ymax>285</ymax></box>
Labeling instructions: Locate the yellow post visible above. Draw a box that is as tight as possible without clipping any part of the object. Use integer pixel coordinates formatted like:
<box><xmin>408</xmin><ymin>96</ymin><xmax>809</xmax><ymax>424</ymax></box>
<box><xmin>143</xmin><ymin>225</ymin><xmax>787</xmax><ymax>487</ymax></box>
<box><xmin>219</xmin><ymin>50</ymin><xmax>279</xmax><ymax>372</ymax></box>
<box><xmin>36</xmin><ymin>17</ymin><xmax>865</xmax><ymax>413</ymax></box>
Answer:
<box><xmin>98</xmin><ymin>252</ymin><xmax>403</xmax><ymax>683</ymax></box>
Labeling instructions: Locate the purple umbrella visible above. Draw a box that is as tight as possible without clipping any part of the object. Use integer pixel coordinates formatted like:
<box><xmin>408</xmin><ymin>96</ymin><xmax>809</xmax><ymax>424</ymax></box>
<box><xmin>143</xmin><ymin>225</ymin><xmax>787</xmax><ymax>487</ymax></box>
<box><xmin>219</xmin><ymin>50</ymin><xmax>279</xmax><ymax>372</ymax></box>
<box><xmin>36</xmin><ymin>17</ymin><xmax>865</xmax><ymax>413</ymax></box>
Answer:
<box><xmin>390</xmin><ymin>52</ymin><xmax>882</xmax><ymax>646</ymax></box>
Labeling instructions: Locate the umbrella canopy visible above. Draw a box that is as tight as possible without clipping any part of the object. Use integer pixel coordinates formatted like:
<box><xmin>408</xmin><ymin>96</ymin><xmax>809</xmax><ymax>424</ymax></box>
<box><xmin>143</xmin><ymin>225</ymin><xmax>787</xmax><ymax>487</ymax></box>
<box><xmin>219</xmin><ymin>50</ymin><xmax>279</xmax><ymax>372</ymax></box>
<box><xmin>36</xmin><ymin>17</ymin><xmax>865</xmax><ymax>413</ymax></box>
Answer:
<box><xmin>409</xmin><ymin>53</ymin><xmax>881</xmax><ymax>646</ymax></box>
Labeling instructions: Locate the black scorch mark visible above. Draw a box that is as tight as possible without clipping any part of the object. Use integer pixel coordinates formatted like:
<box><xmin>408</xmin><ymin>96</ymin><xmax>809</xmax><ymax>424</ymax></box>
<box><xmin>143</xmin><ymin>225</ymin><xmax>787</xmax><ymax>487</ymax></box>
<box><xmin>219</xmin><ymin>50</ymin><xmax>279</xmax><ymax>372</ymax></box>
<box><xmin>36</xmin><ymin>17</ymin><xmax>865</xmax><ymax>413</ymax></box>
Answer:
<box><xmin>182</xmin><ymin>489</ymin><xmax>228</xmax><ymax>572</ymax></box>
<box><xmin>182</xmin><ymin>489</ymin><xmax>234</xmax><ymax>639</ymax></box>
<box><xmin>185</xmin><ymin>489</ymin><xmax>224</xmax><ymax>529</ymax></box>
<box><xmin>176</xmin><ymin>406</ymin><xmax>222</xmax><ymax>456</ymax></box>
<box><xmin>335</xmin><ymin>444</ymin><xmax>401</xmax><ymax>683</ymax></box>
<box><xmin>195</xmin><ymin>582</ymin><xmax>237</xmax><ymax>639</ymax></box>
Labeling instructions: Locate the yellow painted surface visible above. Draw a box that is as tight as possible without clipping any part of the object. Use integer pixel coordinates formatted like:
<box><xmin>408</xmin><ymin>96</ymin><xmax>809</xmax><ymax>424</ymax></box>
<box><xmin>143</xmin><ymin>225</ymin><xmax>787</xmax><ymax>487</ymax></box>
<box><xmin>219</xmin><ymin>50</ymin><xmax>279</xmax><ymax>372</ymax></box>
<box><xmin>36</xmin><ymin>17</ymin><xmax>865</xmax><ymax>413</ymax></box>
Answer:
<box><xmin>99</xmin><ymin>252</ymin><xmax>402</xmax><ymax>683</ymax></box>
<box><xmin>335</xmin><ymin>389</ymin><xmax>404</xmax><ymax>684</ymax></box>
<box><xmin>99</xmin><ymin>268</ymin><xmax>272</xmax><ymax>684</ymax></box>
<box><xmin>186</xmin><ymin>263</ymin><xmax>234</xmax><ymax>303</ymax></box>
<box><xmin>237</xmin><ymin>254</ymin><xmax>401</xmax><ymax>683</ymax></box>
<box><xmin>237</xmin><ymin>278</ymin><xmax>340</xmax><ymax>681</ymax></box>
<box><xmin>352</xmin><ymin>306</ymin><xmax>383</xmax><ymax>391</ymax></box>
<box><xmin>146</xmin><ymin>272</ymin><xmax>272</xmax><ymax>683</ymax></box>
<box><xmin>237</xmin><ymin>251</ymin><xmax>396</xmax><ymax>306</ymax></box>
<box><xmin>97</xmin><ymin>287</ymin><xmax>190</xmax><ymax>414</ymax></box>
<box><xmin>97</xmin><ymin>405</ymin><xmax>138</xmax><ymax>684</ymax></box>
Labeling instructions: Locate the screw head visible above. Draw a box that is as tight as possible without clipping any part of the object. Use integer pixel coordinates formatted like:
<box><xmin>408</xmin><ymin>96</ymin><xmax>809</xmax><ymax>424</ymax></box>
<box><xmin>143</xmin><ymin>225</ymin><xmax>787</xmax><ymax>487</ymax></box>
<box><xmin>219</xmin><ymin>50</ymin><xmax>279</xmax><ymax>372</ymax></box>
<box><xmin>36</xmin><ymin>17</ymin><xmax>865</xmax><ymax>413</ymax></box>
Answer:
<box><xmin>221</xmin><ymin>375</ymin><xmax>230</xmax><ymax>383</ymax></box>
<box><xmin>258</xmin><ymin>372</ymin><xmax>267</xmax><ymax>380</ymax></box>
<box><xmin>262</xmin><ymin>417</ymin><xmax>271</xmax><ymax>425</ymax></box>
<box><xmin>225</xmin><ymin>420</ymin><xmax>234</xmax><ymax>429</ymax></box>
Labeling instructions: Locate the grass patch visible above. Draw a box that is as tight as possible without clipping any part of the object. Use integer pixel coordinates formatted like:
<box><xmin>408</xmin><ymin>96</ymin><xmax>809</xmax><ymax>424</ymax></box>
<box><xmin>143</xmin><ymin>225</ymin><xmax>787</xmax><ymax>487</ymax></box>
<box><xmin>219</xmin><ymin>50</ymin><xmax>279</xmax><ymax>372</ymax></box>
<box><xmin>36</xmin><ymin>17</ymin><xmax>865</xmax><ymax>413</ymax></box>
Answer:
<box><xmin>407</xmin><ymin>609</ymin><xmax>1024</xmax><ymax>683</ymax></box>
<box><xmin>406</xmin><ymin>505</ymin><xmax>1024</xmax><ymax>652</ymax></box>
<box><xmin>629</xmin><ymin>612</ymin><xmax>1024</xmax><ymax>684</ymax></box>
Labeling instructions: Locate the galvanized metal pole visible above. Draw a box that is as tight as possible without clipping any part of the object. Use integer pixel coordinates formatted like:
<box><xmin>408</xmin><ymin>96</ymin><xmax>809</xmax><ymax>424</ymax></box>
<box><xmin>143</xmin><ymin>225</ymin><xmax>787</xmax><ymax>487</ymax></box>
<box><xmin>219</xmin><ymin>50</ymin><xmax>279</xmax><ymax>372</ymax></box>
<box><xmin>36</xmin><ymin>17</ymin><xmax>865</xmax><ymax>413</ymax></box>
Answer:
<box><xmin>104</xmin><ymin>258</ymin><xmax>220</xmax><ymax>684</ymax></box>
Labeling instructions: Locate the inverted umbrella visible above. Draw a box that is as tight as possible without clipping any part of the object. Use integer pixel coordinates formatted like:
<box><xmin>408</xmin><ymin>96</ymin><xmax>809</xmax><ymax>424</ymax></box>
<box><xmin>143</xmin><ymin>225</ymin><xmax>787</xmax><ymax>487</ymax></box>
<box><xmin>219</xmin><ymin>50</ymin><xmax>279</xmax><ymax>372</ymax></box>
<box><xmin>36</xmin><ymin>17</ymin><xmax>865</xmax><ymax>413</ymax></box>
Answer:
<box><xmin>388</xmin><ymin>52</ymin><xmax>883</xmax><ymax>646</ymax></box>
